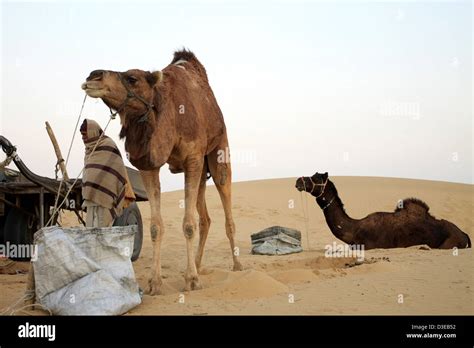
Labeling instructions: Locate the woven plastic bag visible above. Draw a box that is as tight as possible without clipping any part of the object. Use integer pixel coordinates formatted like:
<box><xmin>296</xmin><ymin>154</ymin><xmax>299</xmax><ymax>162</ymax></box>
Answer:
<box><xmin>251</xmin><ymin>226</ymin><xmax>303</xmax><ymax>255</ymax></box>
<box><xmin>33</xmin><ymin>225</ymin><xmax>141</xmax><ymax>315</ymax></box>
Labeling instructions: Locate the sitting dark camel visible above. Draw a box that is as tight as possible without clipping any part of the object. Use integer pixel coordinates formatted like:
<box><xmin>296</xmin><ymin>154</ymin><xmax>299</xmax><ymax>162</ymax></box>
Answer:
<box><xmin>295</xmin><ymin>172</ymin><xmax>471</xmax><ymax>249</ymax></box>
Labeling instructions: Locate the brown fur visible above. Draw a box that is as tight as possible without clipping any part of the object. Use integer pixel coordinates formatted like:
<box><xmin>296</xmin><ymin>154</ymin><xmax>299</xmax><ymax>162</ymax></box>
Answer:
<box><xmin>118</xmin><ymin>91</ymin><xmax>162</xmax><ymax>158</ymax></box>
<box><xmin>395</xmin><ymin>198</ymin><xmax>430</xmax><ymax>213</ymax></box>
<box><xmin>83</xmin><ymin>50</ymin><xmax>243</xmax><ymax>295</ymax></box>
<box><xmin>296</xmin><ymin>173</ymin><xmax>471</xmax><ymax>250</ymax></box>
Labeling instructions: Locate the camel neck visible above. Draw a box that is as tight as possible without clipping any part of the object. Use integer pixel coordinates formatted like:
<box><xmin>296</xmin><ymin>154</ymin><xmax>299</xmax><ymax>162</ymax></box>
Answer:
<box><xmin>120</xmin><ymin>107</ymin><xmax>174</xmax><ymax>170</ymax></box>
<box><xmin>315</xmin><ymin>181</ymin><xmax>355</xmax><ymax>244</ymax></box>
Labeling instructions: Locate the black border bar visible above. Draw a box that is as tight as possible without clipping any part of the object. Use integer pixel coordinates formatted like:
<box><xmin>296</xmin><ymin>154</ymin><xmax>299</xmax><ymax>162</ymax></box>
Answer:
<box><xmin>0</xmin><ymin>315</ymin><xmax>472</xmax><ymax>345</ymax></box>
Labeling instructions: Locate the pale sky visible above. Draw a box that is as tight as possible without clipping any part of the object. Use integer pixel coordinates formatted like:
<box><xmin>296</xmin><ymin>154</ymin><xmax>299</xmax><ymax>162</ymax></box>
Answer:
<box><xmin>1</xmin><ymin>0</ymin><xmax>472</xmax><ymax>192</ymax></box>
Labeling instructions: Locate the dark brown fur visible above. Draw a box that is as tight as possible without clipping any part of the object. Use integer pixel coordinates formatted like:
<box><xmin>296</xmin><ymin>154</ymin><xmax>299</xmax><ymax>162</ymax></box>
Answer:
<box><xmin>296</xmin><ymin>173</ymin><xmax>471</xmax><ymax>249</ymax></box>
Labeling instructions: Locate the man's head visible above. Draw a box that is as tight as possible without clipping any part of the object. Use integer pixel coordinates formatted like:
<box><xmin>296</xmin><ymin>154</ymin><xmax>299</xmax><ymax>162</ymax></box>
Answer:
<box><xmin>80</xmin><ymin>119</ymin><xmax>103</xmax><ymax>143</ymax></box>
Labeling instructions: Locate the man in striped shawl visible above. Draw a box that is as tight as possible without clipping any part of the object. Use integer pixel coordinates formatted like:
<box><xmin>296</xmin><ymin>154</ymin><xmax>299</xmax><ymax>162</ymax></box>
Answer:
<box><xmin>80</xmin><ymin>119</ymin><xmax>132</xmax><ymax>227</ymax></box>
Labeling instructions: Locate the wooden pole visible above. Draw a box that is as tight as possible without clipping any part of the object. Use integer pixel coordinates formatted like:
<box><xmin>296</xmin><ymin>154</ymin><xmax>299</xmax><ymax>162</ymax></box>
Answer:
<box><xmin>45</xmin><ymin>121</ymin><xmax>69</xmax><ymax>181</ymax></box>
<box><xmin>24</xmin><ymin>263</ymin><xmax>36</xmax><ymax>306</ymax></box>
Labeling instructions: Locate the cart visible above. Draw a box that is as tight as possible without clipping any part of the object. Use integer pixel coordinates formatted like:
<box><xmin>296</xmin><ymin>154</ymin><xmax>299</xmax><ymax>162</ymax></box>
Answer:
<box><xmin>0</xmin><ymin>135</ymin><xmax>147</xmax><ymax>261</ymax></box>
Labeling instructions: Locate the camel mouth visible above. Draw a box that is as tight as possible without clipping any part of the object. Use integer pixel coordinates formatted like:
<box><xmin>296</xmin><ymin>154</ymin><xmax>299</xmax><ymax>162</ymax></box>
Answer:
<box><xmin>295</xmin><ymin>184</ymin><xmax>305</xmax><ymax>192</ymax></box>
<box><xmin>81</xmin><ymin>81</ymin><xmax>108</xmax><ymax>98</ymax></box>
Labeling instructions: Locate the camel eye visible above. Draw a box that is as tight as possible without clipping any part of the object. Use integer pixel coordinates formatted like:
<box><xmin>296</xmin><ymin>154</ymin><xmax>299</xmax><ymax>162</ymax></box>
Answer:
<box><xmin>127</xmin><ymin>76</ymin><xmax>138</xmax><ymax>85</ymax></box>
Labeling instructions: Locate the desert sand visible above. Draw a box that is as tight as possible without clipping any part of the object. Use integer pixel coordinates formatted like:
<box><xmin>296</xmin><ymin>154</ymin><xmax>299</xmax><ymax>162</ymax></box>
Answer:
<box><xmin>0</xmin><ymin>176</ymin><xmax>472</xmax><ymax>315</ymax></box>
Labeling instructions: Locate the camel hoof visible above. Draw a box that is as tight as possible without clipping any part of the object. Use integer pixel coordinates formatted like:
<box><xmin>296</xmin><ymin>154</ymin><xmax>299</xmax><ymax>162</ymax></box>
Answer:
<box><xmin>233</xmin><ymin>261</ymin><xmax>243</xmax><ymax>272</ymax></box>
<box><xmin>191</xmin><ymin>279</ymin><xmax>203</xmax><ymax>290</ymax></box>
<box><xmin>184</xmin><ymin>276</ymin><xmax>202</xmax><ymax>291</ymax></box>
<box><xmin>146</xmin><ymin>278</ymin><xmax>163</xmax><ymax>296</ymax></box>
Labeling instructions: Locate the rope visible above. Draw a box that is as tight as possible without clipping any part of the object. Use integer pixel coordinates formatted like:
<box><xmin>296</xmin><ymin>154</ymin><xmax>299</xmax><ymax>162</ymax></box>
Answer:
<box><xmin>12</xmin><ymin>303</ymin><xmax>53</xmax><ymax>316</ymax></box>
<box><xmin>0</xmin><ymin>258</ymin><xmax>15</xmax><ymax>269</ymax></box>
<box><xmin>299</xmin><ymin>191</ymin><xmax>311</xmax><ymax>251</ymax></box>
<box><xmin>45</xmin><ymin>113</ymin><xmax>115</xmax><ymax>227</ymax></box>
<box><xmin>50</xmin><ymin>94</ymin><xmax>87</xmax><ymax>222</ymax></box>
<box><xmin>65</xmin><ymin>94</ymin><xmax>88</xmax><ymax>169</ymax></box>
<box><xmin>1</xmin><ymin>94</ymin><xmax>117</xmax><ymax>316</ymax></box>
<box><xmin>0</xmin><ymin>293</ymin><xmax>30</xmax><ymax>315</ymax></box>
<box><xmin>304</xmin><ymin>192</ymin><xmax>311</xmax><ymax>250</ymax></box>
<box><xmin>0</xmin><ymin>289</ymin><xmax>52</xmax><ymax>316</ymax></box>
<box><xmin>0</xmin><ymin>293</ymin><xmax>53</xmax><ymax>316</ymax></box>
<box><xmin>0</xmin><ymin>154</ymin><xmax>12</xmax><ymax>169</ymax></box>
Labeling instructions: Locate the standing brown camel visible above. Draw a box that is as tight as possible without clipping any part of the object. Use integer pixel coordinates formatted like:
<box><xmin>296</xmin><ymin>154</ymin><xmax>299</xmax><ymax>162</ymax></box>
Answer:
<box><xmin>82</xmin><ymin>49</ymin><xmax>243</xmax><ymax>295</ymax></box>
<box><xmin>295</xmin><ymin>172</ymin><xmax>471</xmax><ymax>249</ymax></box>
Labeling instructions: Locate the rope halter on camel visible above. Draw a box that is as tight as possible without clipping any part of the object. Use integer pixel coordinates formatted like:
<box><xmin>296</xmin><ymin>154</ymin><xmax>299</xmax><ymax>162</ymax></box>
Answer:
<box><xmin>113</xmin><ymin>71</ymin><xmax>159</xmax><ymax>123</ymax></box>
<box><xmin>301</xmin><ymin>176</ymin><xmax>328</xmax><ymax>198</ymax></box>
<box><xmin>298</xmin><ymin>175</ymin><xmax>331</xmax><ymax>251</ymax></box>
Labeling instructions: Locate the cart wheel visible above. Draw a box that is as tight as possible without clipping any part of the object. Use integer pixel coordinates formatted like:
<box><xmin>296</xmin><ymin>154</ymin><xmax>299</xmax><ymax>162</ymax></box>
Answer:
<box><xmin>113</xmin><ymin>202</ymin><xmax>143</xmax><ymax>262</ymax></box>
<box><xmin>4</xmin><ymin>207</ymin><xmax>35</xmax><ymax>261</ymax></box>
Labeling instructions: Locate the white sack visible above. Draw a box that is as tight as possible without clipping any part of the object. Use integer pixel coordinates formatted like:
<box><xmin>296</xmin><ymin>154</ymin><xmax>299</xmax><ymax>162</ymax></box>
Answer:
<box><xmin>33</xmin><ymin>225</ymin><xmax>141</xmax><ymax>315</ymax></box>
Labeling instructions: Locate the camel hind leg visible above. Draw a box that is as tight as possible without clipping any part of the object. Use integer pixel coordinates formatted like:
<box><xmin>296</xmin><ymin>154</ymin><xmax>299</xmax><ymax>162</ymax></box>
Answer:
<box><xmin>207</xmin><ymin>145</ymin><xmax>243</xmax><ymax>272</ymax></box>
<box><xmin>195</xmin><ymin>163</ymin><xmax>211</xmax><ymax>273</ymax></box>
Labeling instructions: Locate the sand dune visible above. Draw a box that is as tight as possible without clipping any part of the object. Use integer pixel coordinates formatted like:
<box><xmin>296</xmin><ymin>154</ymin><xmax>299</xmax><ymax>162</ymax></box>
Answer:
<box><xmin>0</xmin><ymin>176</ymin><xmax>472</xmax><ymax>315</ymax></box>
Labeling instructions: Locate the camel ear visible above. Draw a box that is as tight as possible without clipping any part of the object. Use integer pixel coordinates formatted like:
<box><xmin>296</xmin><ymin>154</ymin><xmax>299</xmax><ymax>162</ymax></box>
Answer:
<box><xmin>323</xmin><ymin>172</ymin><xmax>328</xmax><ymax>179</ymax></box>
<box><xmin>146</xmin><ymin>70</ymin><xmax>163</xmax><ymax>86</ymax></box>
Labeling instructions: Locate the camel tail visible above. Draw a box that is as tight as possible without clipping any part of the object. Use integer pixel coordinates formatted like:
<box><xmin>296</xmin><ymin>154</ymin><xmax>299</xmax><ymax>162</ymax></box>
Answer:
<box><xmin>466</xmin><ymin>233</ymin><xmax>472</xmax><ymax>248</ymax></box>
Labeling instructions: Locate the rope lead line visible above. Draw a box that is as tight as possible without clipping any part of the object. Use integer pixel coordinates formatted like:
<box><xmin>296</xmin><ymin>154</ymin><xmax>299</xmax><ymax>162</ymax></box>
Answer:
<box><xmin>299</xmin><ymin>191</ymin><xmax>311</xmax><ymax>251</ymax></box>
<box><xmin>46</xmin><ymin>94</ymin><xmax>115</xmax><ymax>227</ymax></box>
<box><xmin>304</xmin><ymin>192</ymin><xmax>311</xmax><ymax>250</ymax></box>
<box><xmin>50</xmin><ymin>94</ymin><xmax>87</xmax><ymax>222</ymax></box>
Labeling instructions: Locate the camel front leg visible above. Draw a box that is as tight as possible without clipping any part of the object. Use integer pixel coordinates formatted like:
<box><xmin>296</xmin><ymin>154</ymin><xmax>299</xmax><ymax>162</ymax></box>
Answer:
<box><xmin>140</xmin><ymin>168</ymin><xmax>164</xmax><ymax>295</ymax></box>
<box><xmin>183</xmin><ymin>156</ymin><xmax>204</xmax><ymax>291</ymax></box>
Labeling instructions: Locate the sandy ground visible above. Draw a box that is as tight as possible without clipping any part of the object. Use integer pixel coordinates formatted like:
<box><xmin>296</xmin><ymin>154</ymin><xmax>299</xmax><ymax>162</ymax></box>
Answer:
<box><xmin>0</xmin><ymin>176</ymin><xmax>472</xmax><ymax>315</ymax></box>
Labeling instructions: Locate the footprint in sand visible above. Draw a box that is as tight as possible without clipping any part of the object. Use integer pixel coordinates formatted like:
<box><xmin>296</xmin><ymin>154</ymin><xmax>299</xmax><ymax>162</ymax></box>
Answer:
<box><xmin>200</xmin><ymin>269</ymin><xmax>288</xmax><ymax>300</ymax></box>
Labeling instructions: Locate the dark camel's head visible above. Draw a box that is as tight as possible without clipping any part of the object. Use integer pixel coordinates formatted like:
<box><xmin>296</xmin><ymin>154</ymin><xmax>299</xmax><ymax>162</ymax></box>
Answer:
<box><xmin>295</xmin><ymin>172</ymin><xmax>329</xmax><ymax>196</ymax></box>
<box><xmin>81</xmin><ymin>69</ymin><xmax>163</xmax><ymax>116</ymax></box>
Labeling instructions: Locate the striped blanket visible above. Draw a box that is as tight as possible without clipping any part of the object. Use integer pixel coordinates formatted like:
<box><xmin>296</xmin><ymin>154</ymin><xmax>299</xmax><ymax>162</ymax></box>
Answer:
<box><xmin>81</xmin><ymin>119</ymin><xmax>127</xmax><ymax>219</ymax></box>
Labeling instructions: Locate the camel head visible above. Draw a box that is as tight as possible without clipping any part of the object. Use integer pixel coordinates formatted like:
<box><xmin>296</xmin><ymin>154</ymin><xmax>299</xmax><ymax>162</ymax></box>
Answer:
<box><xmin>295</xmin><ymin>172</ymin><xmax>329</xmax><ymax>196</ymax></box>
<box><xmin>81</xmin><ymin>69</ymin><xmax>163</xmax><ymax>118</ymax></box>
<box><xmin>82</xmin><ymin>68</ymin><xmax>165</xmax><ymax>165</ymax></box>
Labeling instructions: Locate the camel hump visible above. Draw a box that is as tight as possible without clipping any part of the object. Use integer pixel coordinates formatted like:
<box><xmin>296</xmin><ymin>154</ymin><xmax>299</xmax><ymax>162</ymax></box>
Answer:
<box><xmin>171</xmin><ymin>49</ymin><xmax>207</xmax><ymax>78</ymax></box>
<box><xmin>395</xmin><ymin>198</ymin><xmax>430</xmax><ymax>213</ymax></box>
